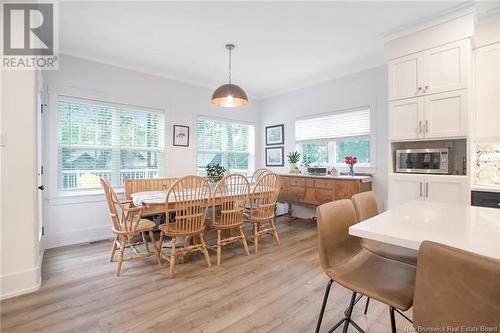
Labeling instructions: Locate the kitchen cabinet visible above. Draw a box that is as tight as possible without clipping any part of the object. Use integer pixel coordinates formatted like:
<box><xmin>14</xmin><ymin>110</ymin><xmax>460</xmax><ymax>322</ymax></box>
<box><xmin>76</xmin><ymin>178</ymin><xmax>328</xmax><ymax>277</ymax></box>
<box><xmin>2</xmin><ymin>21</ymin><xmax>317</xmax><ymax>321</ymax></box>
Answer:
<box><xmin>474</xmin><ymin>42</ymin><xmax>500</xmax><ymax>141</ymax></box>
<box><xmin>389</xmin><ymin>174</ymin><xmax>468</xmax><ymax>208</ymax></box>
<box><xmin>389</xmin><ymin>90</ymin><xmax>467</xmax><ymax>140</ymax></box>
<box><xmin>388</xmin><ymin>39</ymin><xmax>470</xmax><ymax>101</ymax></box>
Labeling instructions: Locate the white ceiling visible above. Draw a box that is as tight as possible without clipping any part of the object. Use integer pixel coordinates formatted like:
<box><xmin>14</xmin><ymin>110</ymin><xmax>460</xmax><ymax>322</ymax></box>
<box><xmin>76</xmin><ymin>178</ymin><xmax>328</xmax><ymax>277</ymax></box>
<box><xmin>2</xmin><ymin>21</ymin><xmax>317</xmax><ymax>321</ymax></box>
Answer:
<box><xmin>60</xmin><ymin>1</ymin><xmax>474</xmax><ymax>98</ymax></box>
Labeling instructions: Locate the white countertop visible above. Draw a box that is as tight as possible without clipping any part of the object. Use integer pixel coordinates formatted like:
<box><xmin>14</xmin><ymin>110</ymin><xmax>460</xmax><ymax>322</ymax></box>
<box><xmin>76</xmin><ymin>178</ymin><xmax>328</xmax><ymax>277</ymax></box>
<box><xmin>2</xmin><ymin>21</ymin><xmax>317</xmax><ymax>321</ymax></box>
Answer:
<box><xmin>471</xmin><ymin>184</ymin><xmax>500</xmax><ymax>194</ymax></box>
<box><xmin>349</xmin><ymin>201</ymin><xmax>500</xmax><ymax>260</ymax></box>
<box><xmin>279</xmin><ymin>173</ymin><xmax>373</xmax><ymax>183</ymax></box>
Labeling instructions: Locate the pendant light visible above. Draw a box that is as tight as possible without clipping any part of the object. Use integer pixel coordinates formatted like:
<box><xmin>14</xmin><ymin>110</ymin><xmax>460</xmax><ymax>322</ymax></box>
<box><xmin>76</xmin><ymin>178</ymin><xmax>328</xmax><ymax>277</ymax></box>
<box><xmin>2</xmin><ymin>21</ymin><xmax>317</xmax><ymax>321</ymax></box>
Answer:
<box><xmin>211</xmin><ymin>44</ymin><xmax>248</xmax><ymax>107</ymax></box>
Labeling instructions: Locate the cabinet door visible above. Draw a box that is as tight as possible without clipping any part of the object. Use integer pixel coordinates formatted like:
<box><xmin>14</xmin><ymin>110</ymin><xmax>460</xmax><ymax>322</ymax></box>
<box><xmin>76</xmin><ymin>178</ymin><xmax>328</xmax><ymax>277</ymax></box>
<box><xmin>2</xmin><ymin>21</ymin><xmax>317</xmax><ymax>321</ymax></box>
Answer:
<box><xmin>389</xmin><ymin>97</ymin><xmax>424</xmax><ymax>140</ymax></box>
<box><xmin>278</xmin><ymin>177</ymin><xmax>290</xmax><ymax>202</ymax></box>
<box><xmin>388</xmin><ymin>174</ymin><xmax>424</xmax><ymax>209</ymax></box>
<box><xmin>388</xmin><ymin>53</ymin><xmax>425</xmax><ymax>101</ymax></box>
<box><xmin>289</xmin><ymin>186</ymin><xmax>306</xmax><ymax>203</ymax></box>
<box><xmin>424</xmin><ymin>175</ymin><xmax>468</xmax><ymax>205</ymax></box>
<box><xmin>335</xmin><ymin>180</ymin><xmax>359</xmax><ymax>200</ymax></box>
<box><xmin>424</xmin><ymin>39</ymin><xmax>470</xmax><ymax>95</ymax></box>
<box><xmin>424</xmin><ymin>90</ymin><xmax>467</xmax><ymax>139</ymax></box>
<box><xmin>474</xmin><ymin>42</ymin><xmax>500</xmax><ymax>141</ymax></box>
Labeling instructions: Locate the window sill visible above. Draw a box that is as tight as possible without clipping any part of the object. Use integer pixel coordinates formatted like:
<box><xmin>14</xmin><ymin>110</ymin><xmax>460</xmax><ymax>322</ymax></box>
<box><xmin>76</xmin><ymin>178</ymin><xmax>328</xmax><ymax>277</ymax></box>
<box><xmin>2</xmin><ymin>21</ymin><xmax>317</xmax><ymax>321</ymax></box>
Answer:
<box><xmin>48</xmin><ymin>188</ymin><xmax>124</xmax><ymax>206</ymax></box>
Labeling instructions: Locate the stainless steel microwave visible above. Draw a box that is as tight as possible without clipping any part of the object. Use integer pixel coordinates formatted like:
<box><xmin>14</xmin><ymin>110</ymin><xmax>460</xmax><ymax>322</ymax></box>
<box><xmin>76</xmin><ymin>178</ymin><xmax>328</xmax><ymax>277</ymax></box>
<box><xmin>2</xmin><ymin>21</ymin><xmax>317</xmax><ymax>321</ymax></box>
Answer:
<box><xmin>396</xmin><ymin>148</ymin><xmax>449</xmax><ymax>174</ymax></box>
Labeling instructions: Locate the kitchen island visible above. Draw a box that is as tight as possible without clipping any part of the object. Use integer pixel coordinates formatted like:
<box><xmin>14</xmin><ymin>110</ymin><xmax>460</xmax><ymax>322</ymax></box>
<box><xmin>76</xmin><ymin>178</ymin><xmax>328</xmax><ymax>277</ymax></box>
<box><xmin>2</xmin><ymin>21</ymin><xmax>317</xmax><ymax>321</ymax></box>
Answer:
<box><xmin>277</xmin><ymin>173</ymin><xmax>372</xmax><ymax>217</ymax></box>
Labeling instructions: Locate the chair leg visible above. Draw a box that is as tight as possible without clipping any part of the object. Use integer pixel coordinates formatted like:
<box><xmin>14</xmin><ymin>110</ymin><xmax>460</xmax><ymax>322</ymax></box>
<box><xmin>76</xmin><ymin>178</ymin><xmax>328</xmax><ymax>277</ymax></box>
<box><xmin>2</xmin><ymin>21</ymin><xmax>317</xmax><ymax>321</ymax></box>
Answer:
<box><xmin>254</xmin><ymin>223</ymin><xmax>259</xmax><ymax>254</ymax></box>
<box><xmin>142</xmin><ymin>232</ymin><xmax>150</xmax><ymax>254</ymax></box>
<box><xmin>364</xmin><ymin>297</ymin><xmax>370</xmax><ymax>315</ymax></box>
<box><xmin>216</xmin><ymin>229</ymin><xmax>222</xmax><ymax>266</ymax></box>
<box><xmin>389</xmin><ymin>307</ymin><xmax>397</xmax><ymax>333</ymax></box>
<box><xmin>199</xmin><ymin>233</ymin><xmax>211</xmax><ymax>268</ymax></box>
<box><xmin>157</xmin><ymin>231</ymin><xmax>165</xmax><ymax>265</ymax></box>
<box><xmin>270</xmin><ymin>219</ymin><xmax>280</xmax><ymax>246</ymax></box>
<box><xmin>149</xmin><ymin>230</ymin><xmax>161</xmax><ymax>265</ymax></box>
<box><xmin>342</xmin><ymin>292</ymin><xmax>357</xmax><ymax>333</ymax></box>
<box><xmin>240</xmin><ymin>226</ymin><xmax>250</xmax><ymax>256</ymax></box>
<box><xmin>116</xmin><ymin>237</ymin><xmax>126</xmax><ymax>276</ymax></box>
<box><xmin>315</xmin><ymin>279</ymin><xmax>333</xmax><ymax>333</ymax></box>
<box><xmin>169</xmin><ymin>237</ymin><xmax>176</xmax><ymax>278</ymax></box>
<box><xmin>109</xmin><ymin>235</ymin><xmax>118</xmax><ymax>262</ymax></box>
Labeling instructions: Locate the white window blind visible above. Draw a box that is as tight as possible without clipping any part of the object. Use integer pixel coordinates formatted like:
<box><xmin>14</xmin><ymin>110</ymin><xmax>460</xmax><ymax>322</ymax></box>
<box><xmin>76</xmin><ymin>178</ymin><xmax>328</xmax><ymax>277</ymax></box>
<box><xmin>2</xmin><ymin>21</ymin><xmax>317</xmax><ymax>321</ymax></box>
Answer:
<box><xmin>58</xmin><ymin>98</ymin><xmax>165</xmax><ymax>190</ymax></box>
<box><xmin>196</xmin><ymin>117</ymin><xmax>254</xmax><ymax>176</ymax></box>
<box><xmin>295</xmin><ymin>109</ymin><xmax>370</xmax><ymax>142</ymax></box>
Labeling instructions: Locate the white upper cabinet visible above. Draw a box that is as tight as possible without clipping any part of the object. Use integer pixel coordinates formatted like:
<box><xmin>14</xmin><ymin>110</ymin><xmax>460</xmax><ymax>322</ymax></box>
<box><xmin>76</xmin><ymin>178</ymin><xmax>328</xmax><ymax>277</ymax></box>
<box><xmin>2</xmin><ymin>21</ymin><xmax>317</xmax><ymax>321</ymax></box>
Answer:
<box><xmin>424</xmin><ymin>39</ymin><xmax>470</xmax><ymax>95</ymax></box>
<box><xmin>388</xmin><ymin>39</ymin><xmax>470</xmax><ymax>101</ymax></box>
<box><xmin>424</xmin><ymin>90</ymin><xmax>467</xmax><ymax>139</ymax></box>
<box><xmin>474</xmin><ymin>42</ymin><xmax>500</xmax><ymax>141</ymax></box>
<box><xmin>389</xmin><ymin>90</ymin><xmax>467</xmax><ymax>140</ymax></box>
<box><xmin>389</xmin><ymin>97</ymin><xmax>424</xmax><ymax>140</ymax></box>
<box><xmin>388</xmin><ymin>53</ymin><xmax>424</xmax><ymax>100</ymax></box>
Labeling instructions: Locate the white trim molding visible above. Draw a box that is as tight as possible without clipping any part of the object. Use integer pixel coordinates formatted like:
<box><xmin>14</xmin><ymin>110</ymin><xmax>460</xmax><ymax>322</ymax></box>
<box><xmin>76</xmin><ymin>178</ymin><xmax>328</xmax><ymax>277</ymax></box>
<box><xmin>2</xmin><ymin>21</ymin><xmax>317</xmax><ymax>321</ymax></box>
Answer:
<box><xmin>1</xmin><ymin>252</ymin><xmax>43</xmax><ymax>300</ymax></box>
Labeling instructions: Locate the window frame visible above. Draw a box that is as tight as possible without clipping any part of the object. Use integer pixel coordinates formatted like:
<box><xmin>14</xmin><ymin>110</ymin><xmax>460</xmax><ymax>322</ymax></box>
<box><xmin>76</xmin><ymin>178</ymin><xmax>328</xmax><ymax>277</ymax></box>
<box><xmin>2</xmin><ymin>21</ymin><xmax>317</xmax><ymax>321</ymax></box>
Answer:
<box><xmin>294</xmin><ymin>106</ymin><xmax>376</xmax><ymax>172</ymax></box>
<box><xmin>196</xmin><ymin>115</ymin><xmax>256</xmax><ymax>177</ymax></box>
<box><xmin>47</xmin><ymin>85</ymin><xmax>167</xmax><ymax>198</ymax></box>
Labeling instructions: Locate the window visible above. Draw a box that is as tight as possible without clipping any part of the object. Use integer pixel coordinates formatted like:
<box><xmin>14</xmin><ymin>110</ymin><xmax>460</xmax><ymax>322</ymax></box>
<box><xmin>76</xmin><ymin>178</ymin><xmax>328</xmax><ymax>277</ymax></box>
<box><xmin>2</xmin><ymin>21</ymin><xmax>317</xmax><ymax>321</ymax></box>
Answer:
<box><xmin>197</xmin><ymin>117</ymin><xmax>255</xmax><ymax>176</ymax></box>
<box><xmin>295</xmin><ymin>108</ymin><xmax>371</xmax><ymax>166</ymax></box>
<box><xmin>58</xmin><ymin>98</ymin><xmax>165</xmax><ymax>190</ymax></box>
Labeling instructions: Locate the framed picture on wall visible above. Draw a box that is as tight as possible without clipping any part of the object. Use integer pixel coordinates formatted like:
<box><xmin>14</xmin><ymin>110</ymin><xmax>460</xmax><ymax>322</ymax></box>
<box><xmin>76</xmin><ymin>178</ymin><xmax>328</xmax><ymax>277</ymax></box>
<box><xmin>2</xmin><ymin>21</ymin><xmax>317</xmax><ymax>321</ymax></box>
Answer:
<box><xmin>265</xmin><ymin>146</ymin><xmax>284</xmax><ymax>167</ymax></box>
<box><xmin>173</xmin><ymin>125</ymin><xmax>189</xmax><ymax>147</ymax></box>
<box><xmin>265</xmin><ymin>124</ymin><xmax>284</xmax><ymax>146</ymax></box>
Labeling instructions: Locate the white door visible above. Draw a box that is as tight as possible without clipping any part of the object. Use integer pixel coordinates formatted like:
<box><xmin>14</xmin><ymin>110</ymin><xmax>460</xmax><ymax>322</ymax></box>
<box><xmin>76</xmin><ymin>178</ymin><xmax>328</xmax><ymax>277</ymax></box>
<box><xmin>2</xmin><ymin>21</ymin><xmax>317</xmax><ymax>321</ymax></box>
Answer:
<box><xmin>424</xmin><ymin>175</ymin><xmax>468</xmax><ymax>205</ymax></box>
<box><xmin>424</xmin><ymin>90</ymin><xmax>467</xmax><ymax>139</ymax></box>
<box><xmin>389</xmin><ymin>97</ymin><xmax>424</xmax><ymax>140</ymax></box>
<box><xmin>424</xmin><ymin>39</ymin><xmax>470</xmax><ymax>95</ymax></box>
<box><xmin>474</xmin><ymin>42</ymin><xmax>500</xmax><ymax>141</ymax></box>
<box><xmin>388</xmin><ymin>174</ymin><xmax>424</xmax><ymax>209</ymax></box>
<box><xmin>388</xmin><ymin>53</ymin><xmax>424</xmax><ymax>101</ymax></box>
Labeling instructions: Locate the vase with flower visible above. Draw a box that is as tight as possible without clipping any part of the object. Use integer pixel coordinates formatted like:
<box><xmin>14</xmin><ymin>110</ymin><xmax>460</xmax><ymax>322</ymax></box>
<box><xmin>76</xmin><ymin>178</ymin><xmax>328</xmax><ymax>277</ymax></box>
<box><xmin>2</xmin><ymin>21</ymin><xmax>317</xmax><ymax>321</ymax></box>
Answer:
<box><xmin>344</xmin><ymin>156</ymin><xmax>358</xmax><ymax>176</ymax></box>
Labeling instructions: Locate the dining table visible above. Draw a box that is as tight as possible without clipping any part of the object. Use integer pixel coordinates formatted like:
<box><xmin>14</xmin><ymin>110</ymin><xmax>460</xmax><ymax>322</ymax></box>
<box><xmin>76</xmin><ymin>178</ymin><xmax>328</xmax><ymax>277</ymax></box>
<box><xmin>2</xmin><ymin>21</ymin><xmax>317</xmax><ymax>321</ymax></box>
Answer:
<box><xmin>349</xmin><ymin>200</ymin><xmax>500</xmax><ymax>259</ymax></box>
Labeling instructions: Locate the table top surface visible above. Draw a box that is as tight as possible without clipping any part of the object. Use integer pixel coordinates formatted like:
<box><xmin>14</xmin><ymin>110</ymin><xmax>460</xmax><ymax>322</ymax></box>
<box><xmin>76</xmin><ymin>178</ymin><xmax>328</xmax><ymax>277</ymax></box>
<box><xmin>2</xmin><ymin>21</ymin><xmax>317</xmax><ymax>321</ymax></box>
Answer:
<box><xmin>349</xmin><ymin>201</ymin><xmax>500</xmax><ymax>260</ymax></box>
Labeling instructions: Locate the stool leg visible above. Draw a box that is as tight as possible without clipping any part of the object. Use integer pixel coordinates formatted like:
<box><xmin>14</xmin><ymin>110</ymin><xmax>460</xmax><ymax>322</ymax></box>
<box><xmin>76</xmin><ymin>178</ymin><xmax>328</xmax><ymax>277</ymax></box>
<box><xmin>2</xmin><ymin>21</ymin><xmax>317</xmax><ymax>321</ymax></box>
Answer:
<box><xmin>342</xmin><ymin>292</ymin><xmax>357</xmax><ymax>333</ymax></box>
<box><xmin>389</xmin><ymin>307</ymin><xmax>397</xmax><ymax>333</ymax></box>
<box><xmin>315</xmin><ymin>279</ymin><xmax>333</xmax><ymax>333</ymax></box>
<box><xmin>364</xmin><ymin>297</ymin><xmax>370</xmax><ymax>315</ymax></box>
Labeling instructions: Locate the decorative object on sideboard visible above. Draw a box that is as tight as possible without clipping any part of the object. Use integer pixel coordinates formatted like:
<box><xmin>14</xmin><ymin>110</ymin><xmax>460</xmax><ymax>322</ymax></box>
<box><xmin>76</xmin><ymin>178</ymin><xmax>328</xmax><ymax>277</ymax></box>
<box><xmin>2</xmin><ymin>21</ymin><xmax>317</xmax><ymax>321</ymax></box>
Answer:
<box><xmin>345</xmin><ymin>156</ymin><xmax>358</xmax><ymax>176</ymax></box>
<box><xmin>211</xmin><ymin>44</ymin><xmax>248</xmax><ymax>108</ymax></box>
<box><xmin>173</xmin><ymin>125</ymin><xmax>189</xmax><ymax>147</ymax></box>
<box><xmin>205</xmin><ymin>163</ymin><xmax>226</xmax><ymax>185</ymax></box>
<box><xmin>286</xmin><ymin>151</ymin><xmax>301</xmax><ymax>174</ymax></box>
<box><xmin>265</xmin><ymin>124</ymin><xmax>284</xmax><ymax>146</ymax></box>
<box><xmin>329</xmin><ymin>166</ymin><xmax>339</xmax><ymax>176</ymax></box>
<box><xmin>265</xmin><ymin>146</ymin><xmax>284</xmax><ymax>167</ymax></box>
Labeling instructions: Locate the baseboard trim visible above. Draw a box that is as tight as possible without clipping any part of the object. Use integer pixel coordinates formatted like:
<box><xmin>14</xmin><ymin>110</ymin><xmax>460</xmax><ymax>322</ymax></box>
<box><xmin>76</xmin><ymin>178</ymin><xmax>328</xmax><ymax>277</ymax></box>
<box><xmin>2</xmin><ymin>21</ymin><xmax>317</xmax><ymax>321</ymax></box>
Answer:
<box><xmin>1</xmin><ymin>252</ymin><xmax>43</xmax><ymax>300</ymax></box>
<box><xmin>43</xmin><ymin>225</ymin><xmax>113</xmax><ymax>249</ymax></box>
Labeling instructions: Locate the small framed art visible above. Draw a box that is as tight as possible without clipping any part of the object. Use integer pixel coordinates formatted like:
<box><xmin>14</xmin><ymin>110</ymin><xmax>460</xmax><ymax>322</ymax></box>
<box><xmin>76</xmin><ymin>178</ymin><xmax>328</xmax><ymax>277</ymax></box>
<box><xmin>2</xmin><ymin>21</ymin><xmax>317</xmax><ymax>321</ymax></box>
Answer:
<box><xmin>265</xmin><ymin>146</ymin><xmax>284</xmax><ymax>167</ymax></box>
<box><xmin>265</xmin><ymin>124</ymin><xmax>284</xmax><ymax>146</ymax></box>
<box><xmin>173</xmin><ymin>125</ymin><xmax>189</xmax><ymax>147</ymax></box>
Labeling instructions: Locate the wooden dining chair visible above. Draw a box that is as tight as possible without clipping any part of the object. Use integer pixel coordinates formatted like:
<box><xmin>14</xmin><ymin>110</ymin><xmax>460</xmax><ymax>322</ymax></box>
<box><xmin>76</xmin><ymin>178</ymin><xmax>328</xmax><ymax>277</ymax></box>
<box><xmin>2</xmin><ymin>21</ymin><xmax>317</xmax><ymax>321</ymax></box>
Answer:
<box><xmin>157</xmin><ymin>175</ymin><xmax>212</xmax><ymax>278</ymax></box>
<box><xmin>101</xmin><ymin>178</ymin><xmax>161</xmax><ymax>276</ymax></box>
<box><xmin>244</xmin><ymin>172</ymin><xmax>281</xmax><ymax>254</ymax></box>
<box><xmin>251</xmin><ymin>168</ymin><xmax>271</xmax><ymax>184</ymax></box>
<box><xmin>209</xmin><ymin>174</ymin><xmax>251</xmax><ymax>265</ymax></box>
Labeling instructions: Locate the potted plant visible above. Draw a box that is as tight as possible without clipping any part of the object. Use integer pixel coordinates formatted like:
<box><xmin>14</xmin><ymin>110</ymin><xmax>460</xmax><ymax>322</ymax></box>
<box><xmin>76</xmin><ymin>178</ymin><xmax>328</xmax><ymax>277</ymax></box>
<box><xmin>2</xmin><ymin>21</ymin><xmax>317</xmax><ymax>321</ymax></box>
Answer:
<box><xmin>287</xmin><ymin>151</ymin><xmax>301</xmax><ymax>174</ymax></box>
<box><xmin>206</xmin><ymin>163</ymin><xmax>226</xmax><ymax>185</ymax></box>
<box><xmin>344</xmin><ymin>156</ymin><xmax>358</xmax><ymax>176</ymax></box>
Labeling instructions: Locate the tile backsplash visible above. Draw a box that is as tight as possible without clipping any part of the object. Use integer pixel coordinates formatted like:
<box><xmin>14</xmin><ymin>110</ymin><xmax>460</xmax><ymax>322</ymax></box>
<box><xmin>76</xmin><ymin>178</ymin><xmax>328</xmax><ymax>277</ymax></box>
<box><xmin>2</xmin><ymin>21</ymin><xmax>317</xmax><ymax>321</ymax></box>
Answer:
<box><xmin>475</xmin><ymin>144</ymin><xmax>500</xmax><ymax>186</ymax></box>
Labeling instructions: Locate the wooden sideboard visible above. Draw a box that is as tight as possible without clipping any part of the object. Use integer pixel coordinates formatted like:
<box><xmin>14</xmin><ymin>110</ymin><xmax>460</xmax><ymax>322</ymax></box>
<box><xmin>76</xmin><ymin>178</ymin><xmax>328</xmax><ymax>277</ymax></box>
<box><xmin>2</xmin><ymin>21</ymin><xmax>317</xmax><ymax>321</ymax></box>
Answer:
<box><xmin>277</xmin><ymin>174</ymin><xmax>372</xmax><ymax>208</ymax></box>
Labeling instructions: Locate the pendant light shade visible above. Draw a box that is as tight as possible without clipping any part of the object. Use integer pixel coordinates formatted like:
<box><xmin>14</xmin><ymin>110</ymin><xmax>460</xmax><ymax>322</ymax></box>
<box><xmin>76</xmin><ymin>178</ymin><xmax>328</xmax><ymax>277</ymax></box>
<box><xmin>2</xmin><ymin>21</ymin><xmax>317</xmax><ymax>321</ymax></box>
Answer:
<box><xmin>211</xmin><ymin>44</ymin><xmax>248</xmax><ymax>107</ymax></box>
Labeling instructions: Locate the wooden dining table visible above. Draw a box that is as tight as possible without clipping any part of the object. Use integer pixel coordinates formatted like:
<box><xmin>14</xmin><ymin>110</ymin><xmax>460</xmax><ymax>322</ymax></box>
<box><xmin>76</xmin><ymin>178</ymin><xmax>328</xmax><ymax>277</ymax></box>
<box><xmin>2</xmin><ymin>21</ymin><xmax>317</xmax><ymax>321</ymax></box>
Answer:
<box><xmin>349</xmin><ymin>200</ymin><xmax>500</xmax><ymax>259</ymax></box>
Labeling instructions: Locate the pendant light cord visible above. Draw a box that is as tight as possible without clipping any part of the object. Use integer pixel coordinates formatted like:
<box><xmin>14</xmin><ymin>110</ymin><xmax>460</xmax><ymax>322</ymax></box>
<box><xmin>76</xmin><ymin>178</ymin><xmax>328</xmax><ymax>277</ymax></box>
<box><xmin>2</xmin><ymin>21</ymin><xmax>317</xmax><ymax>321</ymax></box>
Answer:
<box><xmin>228</xmin><ymin>47</ymin><xmax>232</xmax><ymax>84</ymax></box>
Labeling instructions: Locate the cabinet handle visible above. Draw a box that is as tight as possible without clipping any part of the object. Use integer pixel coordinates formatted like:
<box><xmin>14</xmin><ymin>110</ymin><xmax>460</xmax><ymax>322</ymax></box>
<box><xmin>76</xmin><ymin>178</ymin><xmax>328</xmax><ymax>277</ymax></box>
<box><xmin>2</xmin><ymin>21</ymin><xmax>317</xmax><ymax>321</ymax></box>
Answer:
<box><xmin>419</xmin><ymin>182</ymin><xmax>423</xmax><ymax>197</ymax></box>
<box><xmin>425</xmin><ymin>120</ymin><xmax>428</xmax><ymax>133</ymax></box>
<box><xmin>425</xmin><ymin>182</ymin><xmax>429</xmax><ymax>198</ymax></box>
<box><xmin>417</xmin><ymin>87</ymin><xmax>422</xmax><ymax>92</ymax></box>
<box><xmin>424</xmin><ymin>85</ymin><xmax>429</xmax><ymax>90</ymax></box>
<box><xmin>418</xmin><ymin>121</ymin><xmax>422</xmax><ymax>133</ymax></box>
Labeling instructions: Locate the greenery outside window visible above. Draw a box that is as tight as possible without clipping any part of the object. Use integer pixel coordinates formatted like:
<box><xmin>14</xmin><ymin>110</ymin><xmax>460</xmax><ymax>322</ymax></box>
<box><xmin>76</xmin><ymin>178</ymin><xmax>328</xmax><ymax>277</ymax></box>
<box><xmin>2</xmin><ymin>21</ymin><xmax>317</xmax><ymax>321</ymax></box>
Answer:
<box><xmin>197</xmin><ymin>117</ymin><xmax>255</xmax><ymax>176</ymax></box>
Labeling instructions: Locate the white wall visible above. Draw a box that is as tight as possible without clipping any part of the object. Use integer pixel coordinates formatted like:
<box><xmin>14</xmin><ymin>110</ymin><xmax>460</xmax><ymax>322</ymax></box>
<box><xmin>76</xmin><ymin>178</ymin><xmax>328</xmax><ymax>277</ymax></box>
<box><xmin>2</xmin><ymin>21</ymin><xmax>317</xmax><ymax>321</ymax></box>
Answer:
<box><xmin>42</xmin><ymin>55</ymin><xmax>261</xmax><ymax>249</ymax></box>
<box><xmin>0</xmin><ymin>69</ymin><xmax>42</xmax><ymax>299</ymax></box>
<box><xmin>259</xmin><ymin>66</ymin><xmax>389</xmax><ymax>213</ymax></box>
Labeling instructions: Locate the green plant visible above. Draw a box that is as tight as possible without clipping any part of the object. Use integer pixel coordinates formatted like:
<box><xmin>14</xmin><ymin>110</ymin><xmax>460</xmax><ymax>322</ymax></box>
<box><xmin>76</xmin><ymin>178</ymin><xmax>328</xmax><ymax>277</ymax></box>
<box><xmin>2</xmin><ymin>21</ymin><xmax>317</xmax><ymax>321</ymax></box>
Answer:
<box><xmin>205</xmin><ymin>163</ymin><xmax>226</xmax><ymax>183</ymax></box>
<box><xmin>301</xmin><ymin>156</ymin><xmax>312</xmax><ymax>168</ymax></box>
<box><xmin>286</xmin><ymin>151</ymin><xmax>301</xmax><ymax>164</ymax></box>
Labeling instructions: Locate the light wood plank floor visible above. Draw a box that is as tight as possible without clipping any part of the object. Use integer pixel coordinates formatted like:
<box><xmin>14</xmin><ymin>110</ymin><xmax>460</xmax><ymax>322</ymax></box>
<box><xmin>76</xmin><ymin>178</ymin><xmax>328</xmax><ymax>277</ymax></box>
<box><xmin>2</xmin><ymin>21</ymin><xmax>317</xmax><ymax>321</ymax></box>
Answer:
<box><xmin>1</xmin><ymin>218</ymin><xmax>414</xmax><ymax>333</ymax></box>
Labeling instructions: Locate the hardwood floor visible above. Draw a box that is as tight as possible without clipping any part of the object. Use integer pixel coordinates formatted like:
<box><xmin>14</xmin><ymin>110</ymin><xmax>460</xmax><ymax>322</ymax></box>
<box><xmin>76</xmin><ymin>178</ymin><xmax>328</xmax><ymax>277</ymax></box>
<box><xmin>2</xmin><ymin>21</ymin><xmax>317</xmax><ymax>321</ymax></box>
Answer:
<box><xmin>1</xmin><ymin>218</ymin><xmax>413</xmax><ymax>333</ymax></box>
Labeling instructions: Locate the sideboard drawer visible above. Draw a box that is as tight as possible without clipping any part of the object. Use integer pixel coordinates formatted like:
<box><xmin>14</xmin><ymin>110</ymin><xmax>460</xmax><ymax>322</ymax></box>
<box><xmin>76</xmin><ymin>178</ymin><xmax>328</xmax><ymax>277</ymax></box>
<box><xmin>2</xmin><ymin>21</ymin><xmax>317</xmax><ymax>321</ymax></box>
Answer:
<box><xmin>290</xmin><ymin>177</ymin><xmax>306</xmax><ymax>187</ymax></box>
<box><xmin>315</xmin><ymin>179</ymin><xmax>335</xmax><ymax>189</ymax></box>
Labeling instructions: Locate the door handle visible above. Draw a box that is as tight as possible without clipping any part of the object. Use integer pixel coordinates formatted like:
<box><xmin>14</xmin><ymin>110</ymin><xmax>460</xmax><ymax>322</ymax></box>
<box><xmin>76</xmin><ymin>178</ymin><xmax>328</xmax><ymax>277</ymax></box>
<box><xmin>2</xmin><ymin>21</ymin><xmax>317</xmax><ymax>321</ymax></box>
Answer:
<box><xmin>425</xmin><ymin>182</ymin><xmax>429</xmax><ymax>198</ymax></box>
<box><xmin>418</xmin><ymin>121</ymin><xmax>422</xmax><ymax>133</ymax></box>
<box><xmin>38</xmin><ymin>185</ymin><xmax>45</xmax><ymax>190</ymax></box>
<box><xmin>425</xmin><ymin>120</ymin><xmax>428</xmax><ymax>133</ymax></box>
<box><xmin>419</xmin><ymin>182</ymin><xmax>422</xmax><ymax>197</ymax></box>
